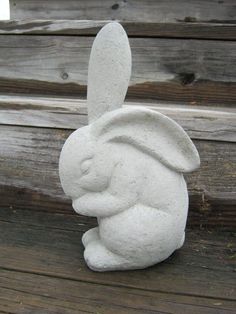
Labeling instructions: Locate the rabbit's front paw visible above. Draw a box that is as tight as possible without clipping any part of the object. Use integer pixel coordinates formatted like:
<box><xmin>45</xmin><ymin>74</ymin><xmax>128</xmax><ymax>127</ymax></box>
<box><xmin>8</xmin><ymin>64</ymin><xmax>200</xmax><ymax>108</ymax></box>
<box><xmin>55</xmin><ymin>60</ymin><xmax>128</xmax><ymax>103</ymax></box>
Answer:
<box><xmin>82</xmin><ymin>227</ymin><xmax>99</xmax><ymax>247</ymax></box>
<box><xmin>84</xmin><ymin>240</ymin><xmax>132</xmax><ymax>272</ymax></box>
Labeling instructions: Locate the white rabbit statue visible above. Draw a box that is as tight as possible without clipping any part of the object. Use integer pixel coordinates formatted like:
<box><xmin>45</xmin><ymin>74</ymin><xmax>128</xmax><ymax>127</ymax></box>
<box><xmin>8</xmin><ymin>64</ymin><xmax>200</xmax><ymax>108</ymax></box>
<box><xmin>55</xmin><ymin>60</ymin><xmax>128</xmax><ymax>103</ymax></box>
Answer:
<box><xmin>59</xmin><ymin>22</ymin><xmax>200</xmax><ymax>271</ymax></box>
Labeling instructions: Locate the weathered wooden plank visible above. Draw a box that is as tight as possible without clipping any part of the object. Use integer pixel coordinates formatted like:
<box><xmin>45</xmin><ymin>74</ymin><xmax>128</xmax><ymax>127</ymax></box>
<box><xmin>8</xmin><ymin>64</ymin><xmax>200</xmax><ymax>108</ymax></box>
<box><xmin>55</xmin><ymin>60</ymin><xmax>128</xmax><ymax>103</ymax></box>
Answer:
<box><xmin>0</xmin><ymin>124</ymin><xmax>235</xmax><ymax>229</ymax></box>
<box><xmin>0</xmin><ymin>207</ymin><xmax>235</xmax><ymax>305</ymax></box>
<box><xmin>0</xmin><ymin>20</ymin><xmax>235</xmax><ymax>40</ymax></box>
<box><xmin>0</xmin><ymin>269</ymin><xmax>235</xmax><ymax>314</ymax></box>
<box><xmin>1</xmin><ymin>183</ymin><xmax>235</xmax><ymax>230</ymax></box>
<box><xmin>0</xmin><ymin>36</ymin><xmax>235</xmax><ymax>105</ymax></box>
<box><xmin>1</xmin><ymin>269</ymin><xmax>235</xmax><ymax>314</ymax></box>
<box><xmin>0</xmin><ymin>95</ymin><xmax>235</xmax><ymax>142</ymax></box>
<box><xmin>9</xmin><ymin>0</ymin><xmax>236</xmax><ymax>24</ymax></box>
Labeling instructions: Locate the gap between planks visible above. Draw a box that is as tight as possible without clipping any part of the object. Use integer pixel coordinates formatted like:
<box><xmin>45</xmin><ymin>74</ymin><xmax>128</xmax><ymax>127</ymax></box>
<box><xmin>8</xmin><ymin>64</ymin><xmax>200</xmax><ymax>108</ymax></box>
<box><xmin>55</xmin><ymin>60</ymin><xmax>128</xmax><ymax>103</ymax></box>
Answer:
<box><xmin>0</xmin><ymin>95</ymin><xmax>235</xmax><ymax>143</ymax></box>
<box><xmin>0</xmin><ymin>20</ymin><xmax>235</xmax><ymax>40</ymax></box>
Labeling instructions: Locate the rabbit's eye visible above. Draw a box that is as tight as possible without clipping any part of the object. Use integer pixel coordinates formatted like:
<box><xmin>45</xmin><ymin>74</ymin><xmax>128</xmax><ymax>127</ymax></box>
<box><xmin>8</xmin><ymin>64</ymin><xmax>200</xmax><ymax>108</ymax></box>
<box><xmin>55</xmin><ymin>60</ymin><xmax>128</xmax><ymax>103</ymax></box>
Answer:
<box><xmin>80</xmin><ymin>158</ymin><xmax>92</xmax><ymax>174</ymax></box>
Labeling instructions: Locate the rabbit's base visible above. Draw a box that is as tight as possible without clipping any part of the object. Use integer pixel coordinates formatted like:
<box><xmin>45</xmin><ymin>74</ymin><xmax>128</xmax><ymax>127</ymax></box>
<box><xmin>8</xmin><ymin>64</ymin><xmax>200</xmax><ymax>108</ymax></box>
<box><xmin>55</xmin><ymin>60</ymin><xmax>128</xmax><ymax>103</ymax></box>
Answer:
<box><xmin>82</xmin><ymin>227</ymin><xmax>184</xmax><ymax>272</ymax></box>
<box><xmin>84</xmin><ymin>239</ymin><xmax>137</xmax><ymax>272</ymax></box>
<box><xmin>82</xmin><ymin>227</ymin><xmax>142</xmax><ymax>271</ymax></box>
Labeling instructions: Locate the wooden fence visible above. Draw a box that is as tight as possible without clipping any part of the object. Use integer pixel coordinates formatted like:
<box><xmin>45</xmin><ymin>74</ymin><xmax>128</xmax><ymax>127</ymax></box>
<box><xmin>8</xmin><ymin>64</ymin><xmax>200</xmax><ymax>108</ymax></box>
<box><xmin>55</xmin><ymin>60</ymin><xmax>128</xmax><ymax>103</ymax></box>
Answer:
<box><xmin>0</xmin><ymin>0</ymin><xmax>235</xmax><ymax>230</ymax></box>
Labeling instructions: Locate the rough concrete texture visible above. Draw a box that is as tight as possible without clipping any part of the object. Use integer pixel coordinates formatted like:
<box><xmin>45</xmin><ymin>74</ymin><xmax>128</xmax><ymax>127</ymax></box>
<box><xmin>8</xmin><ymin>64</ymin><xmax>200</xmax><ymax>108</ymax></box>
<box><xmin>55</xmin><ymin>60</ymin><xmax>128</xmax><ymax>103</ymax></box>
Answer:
<box><xmin>59</xmin><ymin>22</ymin><xmax>200</xmax><ymax>272</ymax></box>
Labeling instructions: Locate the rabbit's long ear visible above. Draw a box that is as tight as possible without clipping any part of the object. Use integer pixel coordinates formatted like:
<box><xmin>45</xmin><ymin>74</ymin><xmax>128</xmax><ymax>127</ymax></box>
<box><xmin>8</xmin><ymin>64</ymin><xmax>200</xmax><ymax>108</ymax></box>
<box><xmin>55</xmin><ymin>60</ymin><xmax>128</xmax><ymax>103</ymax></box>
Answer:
<box><xmin>91</xmin><ymin>107</ymin><xmax>200</xmax><ymax>173</ymax></box>
<box><xmin>87</xmin><ymin>22</ymin><xmax>131</xmax><ymax>123</ymax></box>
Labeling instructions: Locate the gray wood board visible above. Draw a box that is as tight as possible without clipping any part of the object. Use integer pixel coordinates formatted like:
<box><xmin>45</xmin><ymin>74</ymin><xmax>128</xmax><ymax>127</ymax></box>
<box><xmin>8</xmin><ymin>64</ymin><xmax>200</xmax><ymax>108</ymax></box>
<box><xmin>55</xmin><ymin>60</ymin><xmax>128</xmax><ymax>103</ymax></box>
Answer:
<box><xmin>0</xmin><ymin>95</ymin><xmax>235</xmax><ymax>142</ymax></box>
<box><xmin>1</xmin><ymin>268</ymin><xmax>235</xmax><ymax>314</ymax></box>
<box><xmin>0</xmin><ymin>124</ymin><xmax>235</xmax><ymax>229</ymax></box>
<box><xmin>0</xmin><ymin>207</ymin><xmax>235</xmax><ymax>313</ymax></box>
<box><xmin>9</xmin><ymin>0</ymin><xmax>236</xmax><ymax>23</ymax></box>
<box><xmin>0</xmin><ymin>20</ymin><xmax>235</xmax><ymax>39</ymax></box>
<box><xmin>0</xmin><ymin>36</ymin><xmax>235</xmax><ymax>105</ymax></box>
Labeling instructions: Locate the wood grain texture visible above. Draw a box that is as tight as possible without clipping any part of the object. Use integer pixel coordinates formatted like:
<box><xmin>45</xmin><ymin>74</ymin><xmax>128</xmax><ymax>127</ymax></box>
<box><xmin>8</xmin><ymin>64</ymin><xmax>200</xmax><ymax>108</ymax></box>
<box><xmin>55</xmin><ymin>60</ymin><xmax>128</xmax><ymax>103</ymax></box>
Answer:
<box><xmin>1</xmin><ymin>269</ymin><xmax>235</xmax><ymax>314</ymax></box>
<box><xmin>0</xmin><ymin>36</ymin><xmax>235</xmax><ymax>105</ymax></box>
<box><xmin>0</xmin><ymin>19</ymin><xmax>235</xmax><ymax>39</ymax></box>
<box><xmin>9</xmin><ymin>0</ymin><xmax>236</xmax><ymax>23</ymax></box>
<box><xmin>0</xmin><ymin>124</ymin><xmax>235</xmax><ymax>229</ymax></box>
<box><xmin>0</xmin><ymin>207</ymin><xmax>235</xmax><ymax>313</ymax></box>
<box><xmin>0</xmin><ymin>95</ymin><xmax>235</xmax><ymax>142</ymax></box>
<box><xmin>3</xmin><ymin>2</ymin><xmax>235</xmax><ymax>309</ymax></box>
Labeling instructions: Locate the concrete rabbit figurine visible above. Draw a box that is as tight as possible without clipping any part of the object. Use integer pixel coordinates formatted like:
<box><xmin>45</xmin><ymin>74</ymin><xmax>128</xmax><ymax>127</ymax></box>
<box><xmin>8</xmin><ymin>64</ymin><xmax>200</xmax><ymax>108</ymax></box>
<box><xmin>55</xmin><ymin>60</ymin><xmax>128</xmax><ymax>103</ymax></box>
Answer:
<box><xmin>59</xmin><ymin>22</ymin><xmax>200</xmax><ymax>271</ymax></box>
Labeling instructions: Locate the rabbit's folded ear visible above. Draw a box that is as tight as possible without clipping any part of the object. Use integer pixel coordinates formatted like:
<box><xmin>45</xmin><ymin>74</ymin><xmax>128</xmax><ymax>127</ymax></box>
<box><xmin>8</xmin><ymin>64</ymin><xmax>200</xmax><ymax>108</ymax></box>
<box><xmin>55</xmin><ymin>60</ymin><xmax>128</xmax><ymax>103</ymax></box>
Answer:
<box><xmin>87</xmin><ymin>22</ymin><xmax>131</xmax><ymax>123</ymax></box>
<box><xmin>91</xmin><ymin>107</ymin><xmax>200</xmax><ymax>173</ymax></box>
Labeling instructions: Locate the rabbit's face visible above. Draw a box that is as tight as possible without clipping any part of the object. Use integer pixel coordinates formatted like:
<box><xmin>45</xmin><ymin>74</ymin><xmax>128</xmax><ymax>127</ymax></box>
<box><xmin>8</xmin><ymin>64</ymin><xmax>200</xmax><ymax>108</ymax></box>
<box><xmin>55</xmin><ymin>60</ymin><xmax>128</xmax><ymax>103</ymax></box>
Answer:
<box><xmin>59</xmin><ymin>126</ymin><xmax>93</xmax><ymax>200</ymax></box>
<box><xmin>59</xmin><ymin>106</ymin><xmax>200</xmax><ymax>218</ymax></box>
<box><xmin>59</xmin><ymin>126</ymin><xmax>115</xmax><ymax>202</ymax></box>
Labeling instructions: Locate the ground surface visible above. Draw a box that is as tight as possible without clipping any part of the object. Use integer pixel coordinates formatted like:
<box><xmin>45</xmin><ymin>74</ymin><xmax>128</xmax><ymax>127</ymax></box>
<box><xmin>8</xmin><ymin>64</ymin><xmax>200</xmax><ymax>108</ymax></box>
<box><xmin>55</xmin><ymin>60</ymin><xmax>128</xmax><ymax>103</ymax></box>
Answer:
<box><xmin>0</xmin><ymin>207</ymin><xmax>235</xmax><ymax>313</ymax></box>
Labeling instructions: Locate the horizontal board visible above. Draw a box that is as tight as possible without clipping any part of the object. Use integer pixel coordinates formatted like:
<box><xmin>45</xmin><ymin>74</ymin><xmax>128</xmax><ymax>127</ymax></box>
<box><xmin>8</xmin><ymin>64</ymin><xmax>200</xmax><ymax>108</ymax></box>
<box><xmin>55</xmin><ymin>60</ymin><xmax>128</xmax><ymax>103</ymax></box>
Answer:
<box><xmin>0</xmin><ymin>36</ymin><xmax>235</xmax><ymax>105</ymax></box>
<box><xmin>10</xmin><ymin>0</ymin><xmax>236</xmax><ymax>24</ymax></box>
<box><xmin>1</xmin><ymin>268</ymin><xmax>235</xmax><ymax>314</ymax></box>
<box><xmin>0</xmin><ymin>20</ymin><xmax>235</xmax><ymax>39</ymax></box>
<box><xmin>0</xmin><ymin>95</ymin><xmax>235</xmax><ymax>142</ymax></box>
<box><xmin>0</xmin><ymin>124</ymin><xmax>235</xmax><ymax>229</ymax></box>
<box><xmin>0</xmin><ymin>207</ymin><xmax>235</xmax><ymax>306</ymax></box>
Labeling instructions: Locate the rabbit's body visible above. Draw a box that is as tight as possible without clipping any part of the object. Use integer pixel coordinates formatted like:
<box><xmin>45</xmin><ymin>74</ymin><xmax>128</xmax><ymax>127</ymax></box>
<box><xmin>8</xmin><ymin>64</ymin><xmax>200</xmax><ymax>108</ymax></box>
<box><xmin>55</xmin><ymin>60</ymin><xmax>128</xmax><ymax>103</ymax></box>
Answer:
<box><xmin>95</xmin><ymin>147</ymin><xmax>187</xmax><ymax>270</ymax></box>
<box><xmin>59</xmin><ymin>22</ymin><xmax>200</xmax><ymax>271</ymax></box>
<box><xmin>61</xmin><ymin>134</ymin><xmax>188</xmax><ymax>270</ymax></box>
<box><xmin>99</xmin><ymin>203</ymin><xmax>185</xmax><ymax>268</ymax></box>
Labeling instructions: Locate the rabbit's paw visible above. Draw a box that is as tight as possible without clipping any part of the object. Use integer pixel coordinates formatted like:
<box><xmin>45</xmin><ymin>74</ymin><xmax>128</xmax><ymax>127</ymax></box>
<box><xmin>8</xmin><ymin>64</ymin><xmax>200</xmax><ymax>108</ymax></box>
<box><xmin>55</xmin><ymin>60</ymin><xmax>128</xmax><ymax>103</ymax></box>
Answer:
<box><xmin>84</xmin><ymin>240</ymin><xmax>132</xmax><ymax>272</ymax></box>
<box><xmin>82</xmin><ymin>227</ymin><xmax>99</xmax><ymax>247</ymax></box>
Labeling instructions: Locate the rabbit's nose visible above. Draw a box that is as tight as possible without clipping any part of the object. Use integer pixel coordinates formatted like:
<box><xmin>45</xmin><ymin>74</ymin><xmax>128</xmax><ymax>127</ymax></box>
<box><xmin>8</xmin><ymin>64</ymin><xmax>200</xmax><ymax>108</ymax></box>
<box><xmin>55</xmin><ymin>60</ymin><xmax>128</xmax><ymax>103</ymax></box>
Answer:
<box><xmin>65</xmin><ymin>185</ymin><xmax>87</xmax><ymax>201</ymax></box>
<box><xmin>59</xmin><ymin>170</ymin><xmax>87</xmax><ymax>199</ymax></box>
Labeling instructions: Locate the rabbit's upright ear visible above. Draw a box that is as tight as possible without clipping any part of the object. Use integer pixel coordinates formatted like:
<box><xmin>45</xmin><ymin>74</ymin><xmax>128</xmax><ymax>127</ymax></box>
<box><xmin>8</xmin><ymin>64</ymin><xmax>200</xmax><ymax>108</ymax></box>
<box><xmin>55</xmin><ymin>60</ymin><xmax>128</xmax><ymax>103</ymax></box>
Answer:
<box><xmin>87</xmin><ymin>22</ymin><xmax>131</xmax><ymax>123</ymax></box>
<box><xmin>91</xmin><ymin>107</ymin><xmax>200</xmax><ymax>173</ymax></box>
